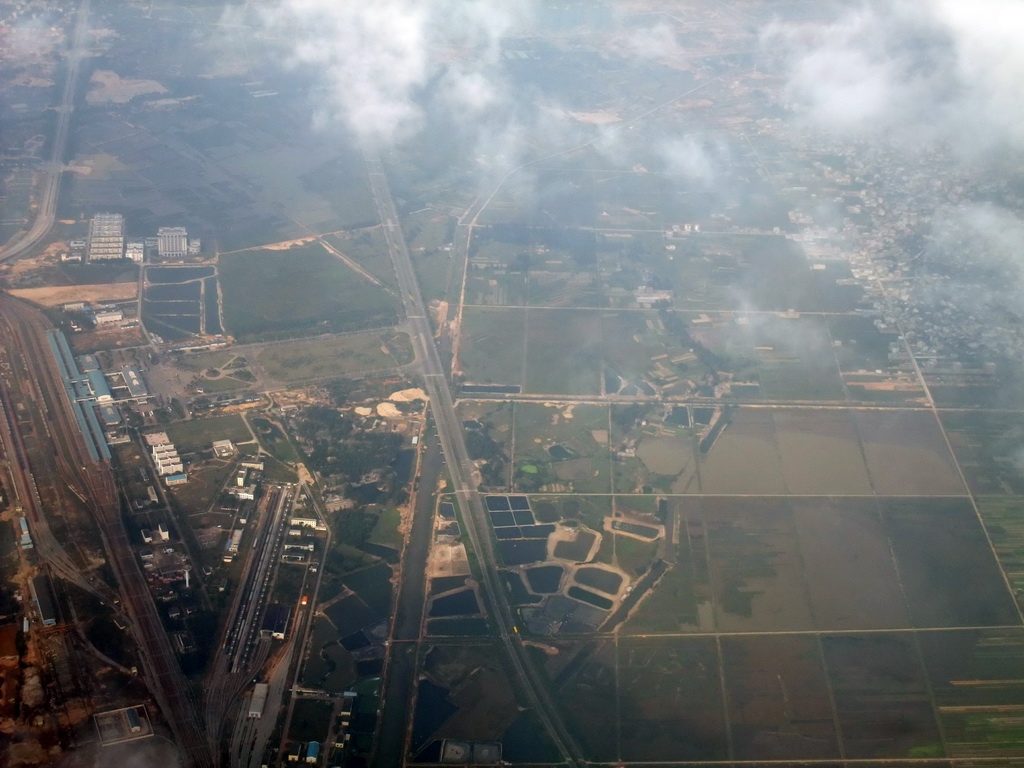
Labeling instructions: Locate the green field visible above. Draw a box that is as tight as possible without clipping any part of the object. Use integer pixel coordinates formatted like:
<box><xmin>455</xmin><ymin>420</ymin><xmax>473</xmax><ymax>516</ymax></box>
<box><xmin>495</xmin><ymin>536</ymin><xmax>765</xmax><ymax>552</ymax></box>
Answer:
<box><xmin>219</xmin><ymin>242</ymin><xmax>400</xmax><ymax>341</ymax></box>
<box><xmin>161</xmin><ymin>414</ymin><xmax>252</xmax><ymax>451</ymax></box>
<box><xmin>256</xmin><ymin>331</ymin><xmax>411</xmax><ymax>383</ymax></box>
<box><xmin>512</xmin><ymin>403</ymin><xmax>611</xmax><ymax>493</ymax></box>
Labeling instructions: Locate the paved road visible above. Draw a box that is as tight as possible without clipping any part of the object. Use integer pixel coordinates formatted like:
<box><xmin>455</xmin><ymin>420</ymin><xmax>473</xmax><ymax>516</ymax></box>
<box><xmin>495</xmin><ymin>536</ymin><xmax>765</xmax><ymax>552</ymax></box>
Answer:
<box><xmin>365</xmin><ymin>156</ymin><xmax>585</xmax><ymax>766</ymax></box>
<box><xmin>0</xmin><ymin>0</ymin><xmax>90</xmax><ymax>263</ymax></box>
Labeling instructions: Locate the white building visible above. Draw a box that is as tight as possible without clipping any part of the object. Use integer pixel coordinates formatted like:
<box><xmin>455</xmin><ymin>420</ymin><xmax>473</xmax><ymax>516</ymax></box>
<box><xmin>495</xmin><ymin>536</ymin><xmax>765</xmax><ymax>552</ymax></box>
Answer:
<box><xmin>157</xmin><ymin>227</ymin><xmax>188</xmax><ymax>259</ymax></box>
<box><xmin>87</xmin><ymin>213</ymin><xmax>125</xmax><ymax>261</ymax></box>
<box><xmin>125</xmin><ymin>241</ymin><xmax>145</xmax><ymax>263</ymax></box>
<box><xmin>94</xmin><ymin>309</ymin><xmax>123</xmax><ymax>324</ymax></box>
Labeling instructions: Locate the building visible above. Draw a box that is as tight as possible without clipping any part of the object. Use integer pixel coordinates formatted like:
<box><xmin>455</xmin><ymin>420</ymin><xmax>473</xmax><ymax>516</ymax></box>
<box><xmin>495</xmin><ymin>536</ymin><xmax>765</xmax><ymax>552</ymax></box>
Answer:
<box><xmin>223</xmin><ymin>529</ymin><xmax>243</xmax><ymax>562</ymax></box>
<box><xmin>87</xmin><ymin>213</ymin><xmax>125</xmax><ymax>261</ymax></box>
<box><xmin>157</xmin><ymin>227</ymin><xmax>188</xmax><ymax>259</ymax></box>
<box><xmin>121</xmin><ymin>366</ymin><xmax>148</xmax><ymax>399</ymax></box>
<box><xmin>153</xmin><ymin>442</ymin><xmax>183</xmax><ymax>476</ymax></box>
<box><xmin>212</xmin><ymin>439</ymin><xmax>235</xmax><ymax>458</ymax></box>
<box><xmin>165</xmin><ymin>473</ymin><xmax>187</xmax><ymax>486</ymax></box>
<box><xmin>286</xmin><ymin>743</ymin><xmax>301</xmax><ymax>763</ymax></box>
<box><xmin>18</xmin><ymin>518</ymin><xmax>32</xmax><ymax>549</ymax></box>
<box><xmin>157</xmin><ymin>524</ymin><xmax>170</xmax><ymax>541</ymax></box>
<box><xmin>260</xmin><ymin>604</ymin><xmax>290</xmax><ymax>640</ymax></box>
<box><xmin>62</xmin><ymin>301</ymin><xmax>86</xmax><ymax>312</ymax></box>
<box><xmin>94</xmin><ymin>309</ymin><xmax>123</xmax><ymax>325</ymax></box>
<box><xmin>248</xmin><ymin>683</ymin><xmax>268</xmax><ymax>719</ymax></box>
<box><xmin>125</xmin><ymin>241</ymin><xmax>144</xmax><ymax>263</ymax></box>
<box><xmin>126</xmin><ymin>708</ymin><xmax>142</xmax><ymax>733</ymax></box>
<box><xmin>30</xmin><ymin>575</ymin><xmax>57</xmax><ymax>626</ymax></box>
<box><xmin>290</xmin><ymin>517</ymin><xmax>325</xmax><ymax>530</ymax></box>
<box><xmin>305</xmin><ymin>741</ymin><xmax>319</xmax><ymax>764</ymax></box>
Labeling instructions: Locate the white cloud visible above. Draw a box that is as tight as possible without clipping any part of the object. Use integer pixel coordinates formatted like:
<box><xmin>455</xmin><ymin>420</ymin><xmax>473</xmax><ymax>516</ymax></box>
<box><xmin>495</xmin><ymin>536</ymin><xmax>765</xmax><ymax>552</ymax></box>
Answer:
<box><xmin>240</xmin><ymin>0</ymin><xmax>531</xmax><ymax>149</ymax></box>
<box><xmin>764</xmin><ymin>0</ymin><xmax>1024</xmax><ymax>157</ymax></box>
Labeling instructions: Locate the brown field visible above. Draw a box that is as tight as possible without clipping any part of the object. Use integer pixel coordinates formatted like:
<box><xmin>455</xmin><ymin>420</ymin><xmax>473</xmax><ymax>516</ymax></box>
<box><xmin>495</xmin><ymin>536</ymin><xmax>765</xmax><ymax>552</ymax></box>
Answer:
<box><xmin>722</xmin><ymin>634</ymin><xmax>840</xmax><ymax>760</ymax></box>
<box><xmin>86</xmin><ymin>70</ymin><xmax>167</xmax><ymax>104</ymax></box>
<box><xmin>9</xmin><ymin>282</ymin><xmax>139</xmax><ymax>306</ymax></box>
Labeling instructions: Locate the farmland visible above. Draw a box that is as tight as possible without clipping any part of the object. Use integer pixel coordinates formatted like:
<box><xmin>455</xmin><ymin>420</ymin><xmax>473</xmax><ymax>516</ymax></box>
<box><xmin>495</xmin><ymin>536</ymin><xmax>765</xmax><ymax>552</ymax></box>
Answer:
<box><xmin>219</xmin><ymin>242</ymin><xmax>400</xmax><ymax>341</ymax></box>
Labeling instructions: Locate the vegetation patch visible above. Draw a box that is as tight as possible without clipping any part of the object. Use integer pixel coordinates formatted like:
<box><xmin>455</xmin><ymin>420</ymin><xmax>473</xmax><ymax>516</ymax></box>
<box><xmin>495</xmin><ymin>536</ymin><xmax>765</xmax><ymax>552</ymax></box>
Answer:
<box><xmin>219</xmin><ymin>242</ymin><xmax>400</xmax><ymax>341</ymax></box>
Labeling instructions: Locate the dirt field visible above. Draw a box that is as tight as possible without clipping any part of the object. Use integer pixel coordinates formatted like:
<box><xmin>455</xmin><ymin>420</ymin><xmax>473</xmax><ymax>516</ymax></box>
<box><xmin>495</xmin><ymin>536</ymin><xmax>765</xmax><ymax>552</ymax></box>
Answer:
<box><xmin>9</xmin><ymin>283</ymin><xmax>138</xmax><ymax>306</ymax></box>
<box><xmin>86</xmin><ymin>70</ymin><xmax>167</xmax><ymax>104</ymax></box>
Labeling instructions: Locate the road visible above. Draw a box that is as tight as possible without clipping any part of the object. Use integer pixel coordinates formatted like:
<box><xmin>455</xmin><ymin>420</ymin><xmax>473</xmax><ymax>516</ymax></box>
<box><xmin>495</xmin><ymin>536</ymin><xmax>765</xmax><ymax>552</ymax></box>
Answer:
<box><xmin>365</xmin><ymin>156</ymin><xmax>585</xmax><ymax>766</ymax></box>
<box><xmin>0</xmin><ymin>0</ymin><xmax>91</xmax><ymax>263</ymax></box>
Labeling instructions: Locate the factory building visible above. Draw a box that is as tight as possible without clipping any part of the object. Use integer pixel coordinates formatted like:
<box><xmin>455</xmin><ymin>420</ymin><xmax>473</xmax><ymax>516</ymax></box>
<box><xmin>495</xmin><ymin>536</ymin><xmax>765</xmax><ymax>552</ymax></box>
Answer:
<box><xmin>248</xmin><ymin>683</ymin><xmax>268</xmax><ymax>719</ymax></box>
<box><xmin>87</xmin><ymin>213</ymin><xmax>125</xmax><ymax>261</ymax></box>
<box><xmin>157</xmin><ymin>227</ymin><xmax>188</xmax><ymax>259</ymax></box>
<box><xmin>260</xmin><ymin>604</ymin><xmax>290</xmax><ymax>640</ymax></box>
<box><xmin>30</xmin><ymin>575</ymin><xmax>58</xmax><ymax>626</ymax></box>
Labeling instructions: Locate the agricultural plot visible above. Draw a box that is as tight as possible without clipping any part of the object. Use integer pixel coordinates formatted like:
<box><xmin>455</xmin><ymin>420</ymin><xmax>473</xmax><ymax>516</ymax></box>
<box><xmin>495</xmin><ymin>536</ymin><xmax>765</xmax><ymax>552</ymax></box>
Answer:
<box><xmin>821</xmin><ymin>633</ymin><xmax>942</xmax><ymax>759</ymax></box>
<box><xmin>918</xmin><ymin>629</ymin><xmax>1024</xmax><ymax>758</ymax></box>
<box><xmin>690</xmin><ymin>313</ymin><xmax>846</xmax><ymax>401</ymax></box>
<box><xmin>142</xmin><ymin>266</ymin><xmax>221</xmax><ymax>341</ymax></box>
<box><xmin>940</xmin><ymin>412</ymin><xmax>1024</xmax><ymax>495</ymax></box>
<box><xmin>456</xmin><ymin>401</ymin><xmax>514</xmax><ymax>490</ymax></box>
<box><xmin>977</xmin><ymin>497</ymin><xmax>1024</xmax><ymax>599</ymax></box>
<box><xmin>721</xmin><ymin>634</ymin><xmax>840</xmax><ymax>760</ymax></box>
<box><xmin>623</xmin><ymin>496</ymin><xmax>1015</xmax><ymax>635</ymax></box>
<box><xmin>616</xmin><ymin>637</ymin><xmax>729</xmax><ymax>762</ymax></box>
<box><xmin>524</xmin><ymin>310</ymin><xmax>603</xmax><ymax>395</ymax></box>
<box><xmin>854</xmin><ymin>410</ymin><xmax>965</xmax><ymax>495</ymax></box>
<box><xmin>881</xmin><ymin>498</ymin><xmax>1019</xmax><ymax>628</ymax></box>
<box><xmin>255</xmin><ymin>331</ymin><xmax>411</xmax><ymax>383</ymax></box>
<box><xmin>511</xmin><ymin>403</ymin><xmax>611</xmax><ymax>493</ymax></box>
<box><xmin>697</xmin><ymin>407</ymin><xmax>964</xmax><ymax>496</ymax></box>
<box><xmin>219</xmin><ymin>242</ymin><xmax>400</xmax><ymax>341</ymax></box>
<box><xmin>454</xmin><ymin>307</ymin><xmax>526</xmax><ymax>388</ymax></box>
<box><xmin>703</xmin><ymin>498</ymin><xmax>816</xmax><ymax>632</ymax></box>
<box><xmin>548</xmin><ymin>640</ymin><xmax>619</xmax><ymax>761</ymax></box>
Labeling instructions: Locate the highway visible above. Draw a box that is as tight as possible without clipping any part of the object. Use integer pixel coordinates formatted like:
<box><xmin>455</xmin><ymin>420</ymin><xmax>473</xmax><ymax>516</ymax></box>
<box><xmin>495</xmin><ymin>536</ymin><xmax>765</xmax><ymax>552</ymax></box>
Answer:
<box><xmin>365</xmin><ymin>156</ymin><xmax>585</xmax><ymax>765</ymax></box>
<box><xmin>0</xmin><ymin>0</ymin><xmax>91</xmax><ymax>263</ymax></box>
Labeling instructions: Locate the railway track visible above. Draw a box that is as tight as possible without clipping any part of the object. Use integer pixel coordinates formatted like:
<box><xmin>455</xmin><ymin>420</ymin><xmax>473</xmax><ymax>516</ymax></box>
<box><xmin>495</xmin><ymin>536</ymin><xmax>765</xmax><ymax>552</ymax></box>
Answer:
<box><xmin>0</xmin><ymin>293</ymin><xmax>213</xmax><ymax>767</ymax></box>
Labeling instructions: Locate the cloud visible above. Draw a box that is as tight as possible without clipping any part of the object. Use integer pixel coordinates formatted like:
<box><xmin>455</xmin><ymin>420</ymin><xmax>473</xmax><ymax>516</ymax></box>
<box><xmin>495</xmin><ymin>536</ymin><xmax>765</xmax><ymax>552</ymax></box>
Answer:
<box><xmin>619</xmin><ymin>21</ymin><xmax>684</xmax><ymax>63</ymax></box>
<box><xmin>658</xmin><ymin>135</ymin><xmax>731</xmax><ymax>183</ymax></box>
<box><xmin>763</xmin><ymin>0</ymin><xmax>1024</xmax><ymax>157</ymax></box>
<box><xmin>238</xmin><ymin>0</ymin><xmax>531</xmax><ymax>149</ymax></box>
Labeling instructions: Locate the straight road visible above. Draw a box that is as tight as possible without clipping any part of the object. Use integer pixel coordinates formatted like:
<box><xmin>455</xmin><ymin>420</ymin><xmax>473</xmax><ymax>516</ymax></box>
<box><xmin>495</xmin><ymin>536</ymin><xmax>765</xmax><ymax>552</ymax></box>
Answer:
<box><xmin>365</xmin><ymin>156</ymin><xmax>585</xmax><ymax>766</ymax></box>
<box><xmin>0</xmin><ymin>0</ymin><xmax>90</xmax><ymax>262</ymax></box>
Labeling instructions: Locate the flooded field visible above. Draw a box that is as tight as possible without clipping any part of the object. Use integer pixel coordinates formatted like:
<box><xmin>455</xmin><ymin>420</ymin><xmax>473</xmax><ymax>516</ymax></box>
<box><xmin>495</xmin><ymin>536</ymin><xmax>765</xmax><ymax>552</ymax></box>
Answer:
<box><xmin>704</xmin><ymin>498</ymin><xmax>816</xmax><ymax>631</ymax></box>
<box><xmin>622</xmin><ymin>496</ymin><xmax>1013</xmax><ymax>635</ymax></box>
<box><xmin>854</xmin><ymin>410</ymin><xmax>965</xmax><ymax>495</ymax></box>
<box><xmin>698</xmin><ymin>407</ymin><xmax>967</xmax><ymax>495</ymax></box>
<box><xmin>791</xmin><ymin>498</ymin><xmax>909</xmax><ymax>629</ymax></box>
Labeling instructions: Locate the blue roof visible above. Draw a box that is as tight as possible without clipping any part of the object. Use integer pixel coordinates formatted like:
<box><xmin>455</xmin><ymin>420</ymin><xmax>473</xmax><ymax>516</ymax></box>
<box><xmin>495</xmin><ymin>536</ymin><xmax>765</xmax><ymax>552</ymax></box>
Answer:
<box><xmin>307</xmin><ymin>742</ymin><xmax>319</xmax><ymax>758</ymax></box>
<box><xmin>100</xmin><ymin>404</ymin><xmax>121</xmax><ymax>426</ymax></box>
